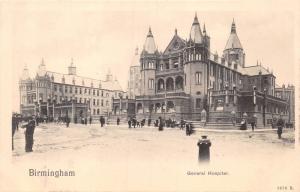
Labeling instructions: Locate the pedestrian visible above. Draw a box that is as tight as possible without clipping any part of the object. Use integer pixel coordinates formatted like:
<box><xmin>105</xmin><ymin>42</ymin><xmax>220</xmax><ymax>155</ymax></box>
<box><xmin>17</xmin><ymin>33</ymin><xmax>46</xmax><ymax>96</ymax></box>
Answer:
<box><xmin>276</xmin><ymin>115</ymin><xmax>285</xmax><ymax>139</ymax></box>
<box><xmin>117</xmin><ymin>117</ymin><xmax>120</xmax><ymax>125</ymax></box>
<box><xmin>85</xmin><ymin>117</ymin><xmax>87</xmax><ymax>125</ymax></box>
<box><xmin>251</xmin><ymin>121</ymin><xmax>255</xmax><ymax>132</ymax></box>
<box><xmin>66</xmin><ymin>116</ymin><xmax>70</xmax><ymax>127</ymax></box>
<box><xmin>186</xmin><ymin>123</ymin><xmax>190</xmax><ymax>136</ymax></box>
<box><xmin>21</xmin><ymin>117</ymin><xmax>36</xmax><ymax>152</ymax></box>
<box><xmin>132</xmin><ymin>118</ymin><xmax>136</xmax><ymax>128</ymax></box>
<box><xmin>148</xmin><ymin>118</ymin><xmax>151</xmax><ymax>126</ymax></box>
<box><xmin>89</xmin><ymin>116</ymin><xmax>92</xmax><ymax>124</ymax></box>
<box><xmin>180</xmin><ymin>118</ymin><xmax>185</xmax><ymax>130</ymax></box>
<box><xmin>128</xmin><ymin>119</ymin><xmax>132</xmax><ymax>128</ymax></box>
<box><xmin>100</xmin><ymin>116</ymin><xmax>104</xmax><ymax>127</ymax></box>
<box><xmin>158</xmin><ymin>117</ymin><xmax>163</xmax><ymax>131</ymax></box>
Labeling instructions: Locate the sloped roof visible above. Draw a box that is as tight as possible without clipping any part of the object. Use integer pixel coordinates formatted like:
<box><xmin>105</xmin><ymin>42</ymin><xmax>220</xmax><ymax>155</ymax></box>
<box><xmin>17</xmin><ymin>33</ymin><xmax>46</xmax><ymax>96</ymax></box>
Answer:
<box><xmin>143</xmin><ymin>28</ymin><xmax>157</xmax><ymax>54</ymax></box>
<box><xmin>163</xmin><ymin>31</ymin><xmax>186</xmax><ymax>55</ymax></box>
<box><xmin>224</xmin><ymin>20</ymin><xmax>243</xmax><ymax>50</ymax></box>
<box><xmin>189</xmin><ymin>14</ymin><xmax>203</xmax><ymax>44</ymax></box>
<box><xmin>242</xmin><ymin>65</ymin><xmax>271</xmax><ymax>76</ymax></box>
<box><xmin>45</xmin><ymin>71</ymin><xmax>123</xmax><ymax>91</ymax></box>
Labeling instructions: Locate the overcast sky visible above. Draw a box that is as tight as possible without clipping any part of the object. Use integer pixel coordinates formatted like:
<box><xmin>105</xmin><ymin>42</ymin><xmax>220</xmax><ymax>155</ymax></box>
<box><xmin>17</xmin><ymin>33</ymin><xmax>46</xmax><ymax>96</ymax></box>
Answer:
<box><xmin>5</xmin><ymin>1</ymin><xmax>298</xmax><ymax>112</ymax></box>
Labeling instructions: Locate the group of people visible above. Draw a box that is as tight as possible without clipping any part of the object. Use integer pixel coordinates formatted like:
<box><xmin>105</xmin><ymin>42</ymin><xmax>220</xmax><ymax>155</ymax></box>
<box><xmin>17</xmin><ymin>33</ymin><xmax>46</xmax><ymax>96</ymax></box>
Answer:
<box><xmin>127</xmin><ymin>118</ymin><xmax>146</xmax><ymax>128</ymax></box>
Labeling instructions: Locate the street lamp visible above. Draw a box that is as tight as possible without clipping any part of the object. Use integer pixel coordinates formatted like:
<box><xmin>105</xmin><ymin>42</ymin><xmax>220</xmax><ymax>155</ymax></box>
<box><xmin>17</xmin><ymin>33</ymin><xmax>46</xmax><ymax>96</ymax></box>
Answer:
<box><xmin>263</xmin><ymin>88</ymin><xmax>267</xmax><ymax>127</ymax></box>
<box><xmin>33</xmin><ymin>99</ymin><xmax>38</xmax><ymax>116</ymax></box>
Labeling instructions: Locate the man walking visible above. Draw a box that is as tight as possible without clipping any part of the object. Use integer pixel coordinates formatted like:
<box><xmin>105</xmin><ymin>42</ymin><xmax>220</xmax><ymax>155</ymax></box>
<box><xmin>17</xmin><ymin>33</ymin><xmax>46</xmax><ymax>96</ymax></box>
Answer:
<box><xmin>21</xmin><ymin>116</ymin><xmax>36</xmax><ymax>152</ymax></box>
<box><xmin>277</xmin><ymin>115</ymin><xmax>285</xmax><ymax>139</ymax></box>
<box><xmin>117</xmin><ymin>117</ymin><xmax>120</xmax><ymax>125</ymax></box>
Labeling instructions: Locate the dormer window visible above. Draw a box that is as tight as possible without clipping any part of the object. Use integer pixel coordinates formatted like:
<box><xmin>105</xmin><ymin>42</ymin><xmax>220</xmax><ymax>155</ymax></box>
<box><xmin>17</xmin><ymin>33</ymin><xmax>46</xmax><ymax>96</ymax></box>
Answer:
<box><xmin>72</xmin><ymin>78</ymin><xmax>75</xmax><ymax>85</ymax></box>
<box><xmin>82</xmin><ymin>80</ymin><xmax>85</xmax><ymax>86</ymax></box>
<box><xmin>62</xmin><ymin>77</ymin><xmax>65</xmax><ymax>83</ymax></box>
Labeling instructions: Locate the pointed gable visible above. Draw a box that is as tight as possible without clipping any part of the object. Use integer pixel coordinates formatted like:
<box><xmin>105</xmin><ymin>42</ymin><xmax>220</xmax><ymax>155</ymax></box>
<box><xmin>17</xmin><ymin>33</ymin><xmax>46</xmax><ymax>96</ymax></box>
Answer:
<box><xmin>163</xmin><ymin>32</ymin><xmax>186</xmax><ymax>55</ymax></box>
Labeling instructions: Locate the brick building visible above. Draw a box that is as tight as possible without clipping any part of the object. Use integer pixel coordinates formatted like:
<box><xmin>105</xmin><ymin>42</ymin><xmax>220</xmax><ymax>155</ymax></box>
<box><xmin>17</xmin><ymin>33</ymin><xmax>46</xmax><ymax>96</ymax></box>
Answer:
<box><xmin>19</xmin><ymin>59</ymin><xmax>125</xmax><ymax>123</ymax></box>
<box><xmin>112</xmin><ymin>14</ymin><xmax>293</xmax><ymax>128</ymax></box>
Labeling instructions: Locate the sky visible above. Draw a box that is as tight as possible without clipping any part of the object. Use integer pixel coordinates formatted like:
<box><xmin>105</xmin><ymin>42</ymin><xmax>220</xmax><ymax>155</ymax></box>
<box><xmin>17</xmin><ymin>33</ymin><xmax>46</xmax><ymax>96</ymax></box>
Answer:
<box><xmin>4</xmin><ymin>1</ymin><xmax>298</xmax><ymax>112</ymax></box>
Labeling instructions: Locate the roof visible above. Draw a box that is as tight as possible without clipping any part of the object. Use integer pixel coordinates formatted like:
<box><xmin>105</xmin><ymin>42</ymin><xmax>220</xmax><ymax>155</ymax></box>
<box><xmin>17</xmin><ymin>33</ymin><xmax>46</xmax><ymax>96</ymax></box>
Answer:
<box><xmin>224</xmin><ymin>20</ymin><xmax>243</xmax><ymax>50</ymax></box>
<box><xmin>143</xmin><ymin>28</ymin><xmax>157</xmax><ymax>54</ymax></box>
<box><xmin>189</xmin><ymin>14</ymin><xmax>203</xmax><ymax>44</ymax></box>
<box><xmin>242</xmin><ymin>65</ymin><xmax>271</xmax><ymax>76</ymax></box>
<box><xmin>163</xmin><ymin>31</ymin><xmax>186</xmax><ymax>55</ymax></box>
<box><xmin>45</xmin><ymin>71</ymin><xmax>123</xmax><ymax>91</ymax></box>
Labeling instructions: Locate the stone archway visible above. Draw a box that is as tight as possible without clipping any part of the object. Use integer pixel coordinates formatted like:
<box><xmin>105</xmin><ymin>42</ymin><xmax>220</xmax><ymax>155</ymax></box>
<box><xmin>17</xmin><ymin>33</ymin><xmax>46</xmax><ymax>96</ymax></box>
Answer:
<box><xmin>166</xmin><ymin>77</ymin><xmax>174</xmax><ymax>91</ymax></box>
<box><xmin>175</xmin><ymin>76</ymin><xmax>184</xmax><ymax>90</ymax></box>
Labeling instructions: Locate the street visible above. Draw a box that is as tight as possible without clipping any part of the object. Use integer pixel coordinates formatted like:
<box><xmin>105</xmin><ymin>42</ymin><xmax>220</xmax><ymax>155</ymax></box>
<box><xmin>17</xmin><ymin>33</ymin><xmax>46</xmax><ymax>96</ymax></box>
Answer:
<box><xmin>10</xmin><ymin>123</ymin><xmax>299</xmax><ymax>192</ymax></box>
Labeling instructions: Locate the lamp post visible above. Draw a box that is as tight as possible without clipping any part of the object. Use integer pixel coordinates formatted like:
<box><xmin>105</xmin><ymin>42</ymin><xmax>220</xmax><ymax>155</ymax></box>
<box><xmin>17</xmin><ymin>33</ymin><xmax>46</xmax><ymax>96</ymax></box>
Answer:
<box><xmin>52</xmin><ymin>98</ymin><xmax>56</xmax><ymax>122</ymax></box>
<box><xmin>39</xmin><ymin>97</ymin><xmax>42</xmax><ymax>117</ymax></box>
<box><xmin>33</xmin><ymin>99</ymin><xmax>38</xmax><ymax>116</ymax></box>
<box><xmin>263</xmin><ymin>88</ymin><xmax>267</xmax><ymax>127</ymax></box>
<box><xmin>71</xmin><ymin>95</ymin><xmax>75</xmax><ymax>123</ymax></box>
<box><xmin>47</xmin><ymin>96</ymin><xmax>51</xmax><ymax>121</ymax></box>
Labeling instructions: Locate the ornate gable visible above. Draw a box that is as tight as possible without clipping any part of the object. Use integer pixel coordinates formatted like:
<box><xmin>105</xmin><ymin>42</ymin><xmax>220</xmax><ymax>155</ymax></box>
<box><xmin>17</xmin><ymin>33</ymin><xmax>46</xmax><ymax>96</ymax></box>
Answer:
<box><xmin>163</xmin><ymin>34</ymin><xmax>186</xmax><ymax>55</ymax></box>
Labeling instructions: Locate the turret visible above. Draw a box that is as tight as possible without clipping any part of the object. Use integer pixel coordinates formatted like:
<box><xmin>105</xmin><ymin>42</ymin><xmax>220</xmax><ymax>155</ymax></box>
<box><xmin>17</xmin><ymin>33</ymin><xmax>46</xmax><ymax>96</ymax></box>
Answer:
<box><xmin>140</xmin><ymin>27</ymin><xmax>157</xmax><ymax>96</ymax></box>
<box><xmin>37</xmin><ymin>58</ymin><xmax>46</xmax><ymax>76</ymax></box>
<box><xmin>68</xmin><ymin>58</ymin><xmax>77</xmax><ymax>75</ymax></box>
<box><xmin>223</xmin><ymin>19</ymin><xmax>245</xmax><ymax>68</ymax></box>
<box><xmin>21</xmin><ymin>65</ymin><xmax>30</xmax><ymax>80</ymax></box>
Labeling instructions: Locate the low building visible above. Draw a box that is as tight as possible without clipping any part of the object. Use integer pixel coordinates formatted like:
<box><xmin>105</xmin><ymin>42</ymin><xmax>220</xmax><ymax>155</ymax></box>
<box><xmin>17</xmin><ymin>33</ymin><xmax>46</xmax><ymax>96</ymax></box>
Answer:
<box><xmin>19</xmin><ymin>59</ymin><xmax>125</xmax><ymax>123</ymax></box>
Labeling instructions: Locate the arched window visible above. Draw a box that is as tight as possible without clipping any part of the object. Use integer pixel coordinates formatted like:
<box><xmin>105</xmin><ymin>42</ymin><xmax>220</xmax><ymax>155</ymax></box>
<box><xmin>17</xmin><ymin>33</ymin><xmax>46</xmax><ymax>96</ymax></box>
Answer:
<box><xmin>175</xmin><ymin>76</ymin><xmax>184</xmax><ymax>90</ymax></box>
<box><xmin>158</xmin><ymin>79</ymin><xmax>165</xmax><ymax>91</ymax></box>
<box><xmin>167</xmin><ymin>101</ymin><xmax>175</xmax><ymax>113</ymax></box>
<box><xmin>155</xmin><ymin>103</ymin><xmax>161</xmax><ymax>113</ymax></box>
<box><xmin>166</xmin><ymin>77</ymin><xmax>174</xmax><ymax>91</ymax></box>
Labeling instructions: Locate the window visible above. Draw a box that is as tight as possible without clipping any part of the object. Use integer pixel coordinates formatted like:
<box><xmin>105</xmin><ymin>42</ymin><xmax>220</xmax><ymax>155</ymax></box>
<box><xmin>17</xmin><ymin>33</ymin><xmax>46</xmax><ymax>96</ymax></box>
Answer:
<box><xmin>196</xmin><ymin>98</ymin><xmax>201</xmax><ymax>108</ymax></box>
<box><xmin>79</xmin><ymin>88</ymin><xmax>82</xmax><ymax>94</ymax></box>
<box><xmin>101</xmin><ymin>91</ymin><xmax>104</xmax><ymax>97</ymax></box>
<box><xmin>101</xmin><ymin>99</ymin><xmax>103</xmax><ymax>106</ymax></box>
<box><xmin>93</xmin><ymin>99</ymin><xmax>95</xmax><ymax>106</ymax></box>
<box><xmin>84</xmin><ymin>88</ymin><xmax>87</xmax><ymax>94</ymax></box>
<box><xmin>174</xmin><ymin>62</ymin><xmax>178</xmax><ymax>68</ymax></box>
<box><xmin>195</xmin><ymin>72</ymin><xmax>202</xmax><ymax>85</ymax></box>
<box><xmin>75</xmin><ymin>87</ymin><xmax>78</xmax><ymax>94</ymax></box>
<box><xmin>97</xmin><ymin>90</ymin><xmax>99</xmax><ymax>96</ymax></box>
<box><xmin>160</xmin><ymin>64</ymin><xmax>163</xmax><ymax>71</ymax></box>
<box><xmin>70</xmin><ymin>87</ymin><xmax>73</xmax><ymax>93</ymax></box>
<box><xmin>54</xmin><ymin>85</ymin><xmax>57</xmax><ymax>91</ymax></box>
<box><xmin>93</xmin><ymin>90</ymin><xmax>95</xmax><ymax>96</ymax></box>
<box><xmin>97</xmin><ymin>109</ymin><xmax>100</xmax><ymax>115</ymax></box>
<box><xmin>148</xmin><ymin>79</ymin><xmax>154</xmax><ymax>89</ymax></box>
<box><xmin>97</xmin><ymin>99</ymin><xmax>99</xmax><ymax>106</ymax></box>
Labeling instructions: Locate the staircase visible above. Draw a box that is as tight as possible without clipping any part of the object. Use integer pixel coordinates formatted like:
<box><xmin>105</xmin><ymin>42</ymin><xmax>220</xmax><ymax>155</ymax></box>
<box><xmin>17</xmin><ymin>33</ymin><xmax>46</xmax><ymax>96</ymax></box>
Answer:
<box><xmin>186</xmin><ymin>120</ymin><xmax>206</xmax><ymax>129</ymax></box>
<box><xmin>107</xmin><ymin>115</ymin><xmax>128</xmax><ymax>125</ymax></box>
<box><xmin>204</xmin><ymin>121</ymin><xmax>238</xmax><ymax>129</ymax></box>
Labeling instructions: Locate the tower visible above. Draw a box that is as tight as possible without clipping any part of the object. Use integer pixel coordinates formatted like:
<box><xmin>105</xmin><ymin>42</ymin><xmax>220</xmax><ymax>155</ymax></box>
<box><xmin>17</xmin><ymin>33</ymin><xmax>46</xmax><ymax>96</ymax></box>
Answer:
<box><xmin>223</xmin><ymin>19</ymin><xmax>245</xmax><ymax>68</ymax></box>
<box><xmin>37</xmin><ymin>58</ymin><xmax>46</xmax><ymax>76</ymax></box>
<box><xmin>68</xmin><ymin>58</ymin><xmax>77</xmax><ymax>75</ymax></box>
<box><xmin>183</xmin><ymin>13</ymin><xmax>210</xmax><ymax>112</ymax></box>
<box><xmin>140</xmin><ymin>27</ymin><xmax>158</xmax><ymax>96</ymax></box>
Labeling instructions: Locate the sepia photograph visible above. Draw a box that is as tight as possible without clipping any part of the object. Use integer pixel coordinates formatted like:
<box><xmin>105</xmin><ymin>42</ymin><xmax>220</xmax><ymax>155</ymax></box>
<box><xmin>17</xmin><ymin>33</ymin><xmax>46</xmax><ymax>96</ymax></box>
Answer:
<box><xmin>1</xmin><ymin>0</ymin><xmax>300</xmax><ymax>191</ymax></box>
